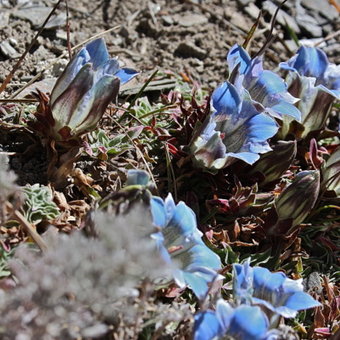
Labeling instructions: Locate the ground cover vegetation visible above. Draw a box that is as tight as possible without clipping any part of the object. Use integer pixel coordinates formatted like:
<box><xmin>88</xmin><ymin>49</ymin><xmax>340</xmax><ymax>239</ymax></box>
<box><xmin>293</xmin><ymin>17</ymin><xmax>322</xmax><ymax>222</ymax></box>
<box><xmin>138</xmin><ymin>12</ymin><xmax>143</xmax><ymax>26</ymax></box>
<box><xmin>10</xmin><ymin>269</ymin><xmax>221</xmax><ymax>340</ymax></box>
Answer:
<box><xmin>0</xmin><ymin>1</ymin><xmax>339</xmax><ymax>339</ymax></box>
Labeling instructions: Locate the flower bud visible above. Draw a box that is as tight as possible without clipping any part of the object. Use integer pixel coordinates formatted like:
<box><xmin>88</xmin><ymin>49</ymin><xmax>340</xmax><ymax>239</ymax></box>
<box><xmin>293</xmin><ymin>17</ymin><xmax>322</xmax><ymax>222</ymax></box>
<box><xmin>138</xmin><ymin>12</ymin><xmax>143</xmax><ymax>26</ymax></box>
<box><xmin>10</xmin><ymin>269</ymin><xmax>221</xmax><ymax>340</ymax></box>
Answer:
<box><xmin>321</xmin><ymin>146</ymin><xmax>340</xmax><ymax>197</ymax></box>
<box><xmin>269</xmin><ymin>170</ymin><xmax>320</xmax><ymax>235</ymax></box>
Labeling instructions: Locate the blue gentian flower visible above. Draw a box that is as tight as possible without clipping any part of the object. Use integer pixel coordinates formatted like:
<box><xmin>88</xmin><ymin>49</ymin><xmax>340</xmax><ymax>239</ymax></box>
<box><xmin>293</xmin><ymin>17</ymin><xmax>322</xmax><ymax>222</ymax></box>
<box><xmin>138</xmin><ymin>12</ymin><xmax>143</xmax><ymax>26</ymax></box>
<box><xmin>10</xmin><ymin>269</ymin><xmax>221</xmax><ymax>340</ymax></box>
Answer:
<box><xmin>227</xmin><ymin>44</ymin><xmax>301</xmax><ymax>121</ymax></box>
<box><xmin>279</xmin><ymin>46</ymin><xmax>340</xmax><ymax>138</ymax></box>
<box><xmin>194</xmin><ymin>300</ymin><xmax>270</xmax><ymax>340</ymax></box>
<box><xmin>150</xmin><ymin>194</ymin><xmax>222</xmax><ymax>299</ymax></box>
<box><xmin>190</xmin><ymin>81</ymin><xmax>278</xmax><ymax>171</ymax></box>
<box><xmin>49</xmin><ymin>38</ymin><xmax>138</xmax><ymax>141</ymax></box>
<box><xmin>233</xmin><ymin>261</ymin><xmax>321</xmax><ymax>320</ymax></box>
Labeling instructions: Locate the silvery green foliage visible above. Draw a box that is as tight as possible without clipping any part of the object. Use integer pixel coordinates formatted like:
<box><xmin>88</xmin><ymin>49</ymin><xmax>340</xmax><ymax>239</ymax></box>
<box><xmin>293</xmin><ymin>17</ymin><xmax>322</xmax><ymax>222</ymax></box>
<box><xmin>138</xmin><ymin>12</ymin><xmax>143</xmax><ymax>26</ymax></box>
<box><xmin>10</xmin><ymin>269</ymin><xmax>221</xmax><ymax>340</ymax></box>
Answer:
<box><xmin>23</xmin><ymin>184</ymin><xmax>60</xmax><ymax>224</ymax></box>
<box><xmin>0</xmin><ymin>208</ymin><xmax>171</xmax><ymax>339</ymax></box>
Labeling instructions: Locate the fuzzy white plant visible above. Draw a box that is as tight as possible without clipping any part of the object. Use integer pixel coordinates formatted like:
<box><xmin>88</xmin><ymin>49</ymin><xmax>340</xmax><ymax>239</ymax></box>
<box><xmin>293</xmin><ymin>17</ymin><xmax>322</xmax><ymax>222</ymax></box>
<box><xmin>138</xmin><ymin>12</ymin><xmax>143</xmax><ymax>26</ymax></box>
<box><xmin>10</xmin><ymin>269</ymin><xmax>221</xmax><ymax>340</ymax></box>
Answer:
<box><xmin>0</xmin><ymin>207</ymin><xmax>172</xmax><ymax>339</ymax></box>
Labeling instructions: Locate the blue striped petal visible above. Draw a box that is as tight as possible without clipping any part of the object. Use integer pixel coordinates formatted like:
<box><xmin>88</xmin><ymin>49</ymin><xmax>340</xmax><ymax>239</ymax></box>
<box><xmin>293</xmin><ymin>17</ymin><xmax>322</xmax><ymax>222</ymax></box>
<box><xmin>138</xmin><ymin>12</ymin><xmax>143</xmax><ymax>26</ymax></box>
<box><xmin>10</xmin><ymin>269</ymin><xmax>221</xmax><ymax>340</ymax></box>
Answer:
<box><xmin>280</xmin><ymin>46</ymin><xmax>328</xmax><ymax>79</ymax></box>
<box><xmin>150</xmin><ymin>196</ymin><xmax>167</xmax><ymax>228</ymax></box>
<box><xmin>85</xmin><ymin>38</ymin><xmax>110</xmax><ymax>70</ymax></box>
<box><xmin>227</xmin><ymin>44</ymin><xmax>251</xmax><ymax>75</ymax></box>
<box><xmin>229</xmin><ymin>305</ymin><xmax>269</xmax><ymax>340</ymax></box>
<box><xmin>284</xmin><ymin>291</ymin><xmax>321</xmax><ymax>311</ymax></box>
<box><xmin>115</xmin><ymin>68</ymin><xmax>139</xmax><ymax>84</ymax></box>
<box><xmin>194</xmin><ymin>311</ymin><xmax>224</xmax><ymax>340</ymax></box>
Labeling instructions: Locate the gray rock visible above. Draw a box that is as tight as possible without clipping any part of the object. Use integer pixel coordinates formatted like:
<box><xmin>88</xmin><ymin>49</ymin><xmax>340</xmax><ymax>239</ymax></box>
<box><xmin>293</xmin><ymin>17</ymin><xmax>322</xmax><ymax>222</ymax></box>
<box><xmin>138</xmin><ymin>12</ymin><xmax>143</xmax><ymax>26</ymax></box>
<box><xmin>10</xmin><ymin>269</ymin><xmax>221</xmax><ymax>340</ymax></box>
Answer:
<box><xmin>9</xmin><ymin>38</ymin><xmax>18</xmax><ymax>47</ymax></box>
<box><xmin>0</xmin><ymin>40</ymin><xmax>20</xmax><ymax>59</ymax></box>
<box><xmin>322</xmin><ymin>24</ymin><xmax>334</xmax><ymax>35</ymax></box>
<box><xmin>262</xmin><ymin>1</ymin><xmax>300</xmax><ymax>33</ymax></box>
<box><xmin>175</xmin><ymin>42</ymin><xmax>207</xmax><ymax>60</ymax></box>
<box><xmin>297</xmin><ymin>13</ymin><xmax>323</xmax><ymax>37</ymax></box>
<box><xmin>56</xmin><ymin>30</ymin><xmax>67</xmax><ymax>41</ymax></box>
<box><xmin>44</xmin><ymin>12</ymin><xmax>66</xmax><ymax>29</ymax></box>
<box><xmin>237</xmin><ymin>0</ymin><xmax>253</xmax><ymax>6</ymax></box>
<box><xmin>175</xmin><ymin>13</ymin><xmax>208</xmax><ymax>27</ymax></box>
<box><xmin>162</xmin><ymin>15</ymin><xmax>174</xmax><ymax>26</ymax></box>
<box><xmin>230</xmin><ymin>11</ymin><xmax>250</xmax><ymax>31</ymax></box>
<box><xmin>244</xmin><ymin>2</ymin><xmax>260</xmax><ymax>20</ymax></box>
<box><xmin>0</xmin><ymin>11</ymin><xmax>10</xmax><ymax>29</ymax></box>
<box><xmin>301</xmin><ymin>0</ymin><xmax>338</xmax><ymax>21</ymax></box>
<box><xmin>12</xmin><ymin>6</ymin><xmax>66</xmax><ymax>29</ymax></box>
<box><xmin>303</xmin><ymin>272</ymin><xmax>322</xmax><ymax>294</ymax></box>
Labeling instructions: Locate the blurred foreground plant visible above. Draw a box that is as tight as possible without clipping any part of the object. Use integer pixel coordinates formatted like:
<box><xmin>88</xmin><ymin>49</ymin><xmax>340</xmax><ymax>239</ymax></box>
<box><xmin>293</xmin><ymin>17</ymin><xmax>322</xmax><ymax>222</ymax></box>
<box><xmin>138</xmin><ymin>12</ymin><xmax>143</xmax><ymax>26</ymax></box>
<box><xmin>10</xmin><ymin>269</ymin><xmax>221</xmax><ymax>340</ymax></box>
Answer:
<box><xmin>0</xmin><ymin>208</ymin><xmax>173</xmax><ymax>339</ymax></box>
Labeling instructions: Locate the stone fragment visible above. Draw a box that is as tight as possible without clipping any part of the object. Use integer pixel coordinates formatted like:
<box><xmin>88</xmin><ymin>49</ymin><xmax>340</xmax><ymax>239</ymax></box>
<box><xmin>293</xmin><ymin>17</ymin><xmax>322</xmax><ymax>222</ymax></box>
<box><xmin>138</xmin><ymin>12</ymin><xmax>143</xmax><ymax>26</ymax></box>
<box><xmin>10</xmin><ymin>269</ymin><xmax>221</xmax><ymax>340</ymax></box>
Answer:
<box><xmin>0</xmin><ymin>11</ymin><xmax>10</xmax><ymax>29</ymax></box>
<box><xmin>230</xmin><ymin>11</ymin><xmax>250</xmax><ymax>31</ymax></box>
<box><xmin>44</xmin><ymin>13</ymin><xmax>67</xmax><ymax>29</ymax></box>
<box><xmin>162</xmin><ymin>15</ymin><xmax>174</xmax><ymax>26</ymax></box>
<box><xmin>237</xmin><ymin>0</ymin><xmax>253</xmax><ymax>5</ymax></box>
<box><xmin>175</xmin><ymin>42</ymin><xmax>207</xmax><ymax>60</ymax></box>
<box><xmin>175</xmin><ymin>13</ymin><xmax>208</xmax><ymax>27</ymax></box>
<box><xmin>301</xmin><ymin>0</ymin><xmax>338</xmax><ymax>21</ymax></box>
<box><xmin>262</xmin><ymin>1</ymin><xmax>300</xmax><ymax>33</ymax></box>
<box><xmin>12</xmin><ymin>6</ymin><xmax>66</xmax><ymax>29</ymax></box>
<box><xmin>0</xmin><ymin>40</ymin><xmax>20</xmax><ymax>59</ymax></box>
<box><xmin>244</xmin><ymin>2</ymin><xmax>260</xmax><ymax>20</ymax></box>
<box><xmin>297</xmin><ymin>13</ymin><xmax>323</xmax><ymax>37</ymax></box>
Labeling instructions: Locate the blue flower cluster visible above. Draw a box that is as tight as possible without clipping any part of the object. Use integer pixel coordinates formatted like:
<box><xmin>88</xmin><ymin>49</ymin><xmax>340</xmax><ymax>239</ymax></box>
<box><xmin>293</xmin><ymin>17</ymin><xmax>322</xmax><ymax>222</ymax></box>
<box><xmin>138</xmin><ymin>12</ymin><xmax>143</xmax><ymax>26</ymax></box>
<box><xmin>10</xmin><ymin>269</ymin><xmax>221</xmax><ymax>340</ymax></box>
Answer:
<box><xmin>50</xmin><ymin>38</ymin><xmax>138</xmax><ymax>140</ymax></box>
<box><xmin>126</xmin><ymin>170</ymin><xmax>222</xmax><ymax>299</ymax></box>
<box><xmin>190</xmin><ymin>44</ymin><xmax>301</xmax><ymax>172</ymax></box>
<box><xmin>194</xmin><ymin>260</ymin><xmax>321</xmax><ymax>340</ymax></box>
<box><xmin>191</xmin><ymin>44</ymin><xmax>339</xmax><ymax>172</ymax></box>
<box><xmin>280</xmin><ymin>46</ymin><xmax>340</xmax><ymax>138</ymax></box>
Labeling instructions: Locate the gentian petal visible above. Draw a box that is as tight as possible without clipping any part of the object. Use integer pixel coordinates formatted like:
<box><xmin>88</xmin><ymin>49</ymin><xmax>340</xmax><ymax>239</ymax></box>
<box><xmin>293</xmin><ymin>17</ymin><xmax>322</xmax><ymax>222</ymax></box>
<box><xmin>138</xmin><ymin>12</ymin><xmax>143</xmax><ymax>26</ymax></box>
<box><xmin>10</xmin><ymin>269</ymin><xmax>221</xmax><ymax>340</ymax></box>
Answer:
<box><xmin>150</xmin><ymin>196</ymin><xmax>167</xmax><ymax>228</ymax></box>
<box><xmin>85</xmin><ymin>38</ymin><xmax>110</xmax><ymax>70</ymax></box>
<box><xmin>284</xmin><ymin>291</ymin><xmax>321</xmax><ymax>311</ymax></box>
<box><xmin>162</xmin><ymin>202</ymin><xmax>202</xmax><ymax>249</ymax></box>
<box><xmin>227</xmin><ymin>44</ymin><xmax>251</xmax><ymax>75</ymax></box>
<box><xmin>229</xmin><ymin>305</ymin><xmax>269</xmax><ymax>340</ymax></box>
<box><xmin>50</xmin><ymin>48</ymin><xmax>90</xmax><ymax>105</ymax></box>
<box><xmin>211</xmin><ymin>82</ymin><xmax>241</xmax><ymax>118</ymax></box>
<box><xmin>71</xmin><ymin>76</ymin><xmax>120</xmax><ymax>133</ymax></box>
<box><xmin>115</xmin><ymin>68</ymin><xmax>139</xmax><ymax>84</ymax></box>
<box><xmin>194</xmin><ymin>311</ymin><xmax>224</xmax><ymax>340</ymax></box>
<box><xmin>150</xmin><ymin>195</ymin><xmax>221</xmax><ymax>299</ymax></box>
<box><xmin>233</xmin><ymin>261</ymin><xmax>254</xmax><ymax>303</ymax></box>
<box><xmin>243</xmin><ymin>60</ymin><xmax>301</xmax><ymax>121</ymax></box>
<box><xmin>280</xmin><ymin>46</ymin><xmax>328</xmax><ymax>79</ymax></box>
<box><xmin>182</xmin><ymin>267</ymin><xmax>220</xmax><ymax>299</ymax></box>
<box><xmin>253</xmin><ymin>267</ymin><xmax>286</xmax><ymax>293</ymax></box>
<box><xmin>269</xmin><ymin>101</ymin><xmax>301</xmax><ymax>120</ymax></box>
<box><xmin>51</xmin><ymin>64</ymin><xmax>94</xmax><ymax>134</ymax></box>
<box><xmin>216</xmin><ymin>300</ymin><xmax>234</xmax><ymax>330</ymax></box>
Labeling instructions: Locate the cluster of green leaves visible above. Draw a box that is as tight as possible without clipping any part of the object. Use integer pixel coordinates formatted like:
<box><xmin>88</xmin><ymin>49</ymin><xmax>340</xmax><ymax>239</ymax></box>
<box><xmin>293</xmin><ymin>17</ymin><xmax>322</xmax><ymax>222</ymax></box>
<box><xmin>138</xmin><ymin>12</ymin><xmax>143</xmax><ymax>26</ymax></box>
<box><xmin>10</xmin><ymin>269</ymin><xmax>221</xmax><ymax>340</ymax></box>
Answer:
<box><xmin>22</xmin><ymin>184</ymin><xmax>59</xmax><ymax>224</ymax></box>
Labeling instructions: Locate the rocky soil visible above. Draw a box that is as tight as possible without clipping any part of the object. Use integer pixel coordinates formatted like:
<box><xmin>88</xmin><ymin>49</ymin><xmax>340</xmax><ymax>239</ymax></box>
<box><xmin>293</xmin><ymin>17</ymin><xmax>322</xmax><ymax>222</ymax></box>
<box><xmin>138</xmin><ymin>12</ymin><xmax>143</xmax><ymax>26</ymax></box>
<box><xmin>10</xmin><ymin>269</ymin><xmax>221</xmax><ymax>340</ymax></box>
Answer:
<box><xmin>1</xmin><ymin>0</ymin><xmax>339</xmax><ymax>97</ymax></box>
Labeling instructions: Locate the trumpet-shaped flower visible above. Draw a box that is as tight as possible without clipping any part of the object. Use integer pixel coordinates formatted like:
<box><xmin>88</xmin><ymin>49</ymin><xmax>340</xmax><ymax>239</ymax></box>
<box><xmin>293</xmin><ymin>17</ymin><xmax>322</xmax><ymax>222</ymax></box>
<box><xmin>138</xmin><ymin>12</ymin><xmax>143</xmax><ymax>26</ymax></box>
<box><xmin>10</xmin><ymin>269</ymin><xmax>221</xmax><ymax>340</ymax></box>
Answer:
<box><xmin>150</xmin><ymin>194</ymin><xmax>222</xmax><ymax>299</ymax></box>
<box><xmin>194</xmin><ymin>300</ymin><xmax>270</xmax><ymax>340</ymax></box>
<box><xmin>49</xmin><ymin>38</ymin><xmax>138</xmax><ymax>141</ymax></box>
<box><xmin>279</xmin><ymin>46</ymin><xmax>340</xmax><ymax>138</ymax></box>
<box><xmin>190</xmin><ymin>81</ymin><xmax>278</xmax><ymax>172</ymax></box>
<box><xmin>233</xmin><ymin>262</ymin><xmax>321</xmax><ymax>320</ymax></box>
<box><xmin>227</xmin><ymin>44</ymin><xmax>301</xmax><ymax>121</ymax></box>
